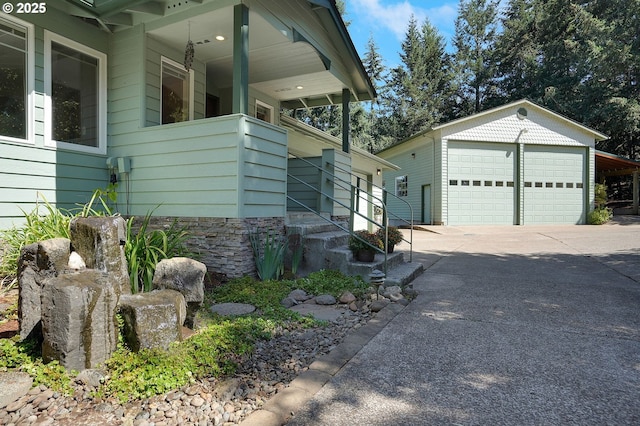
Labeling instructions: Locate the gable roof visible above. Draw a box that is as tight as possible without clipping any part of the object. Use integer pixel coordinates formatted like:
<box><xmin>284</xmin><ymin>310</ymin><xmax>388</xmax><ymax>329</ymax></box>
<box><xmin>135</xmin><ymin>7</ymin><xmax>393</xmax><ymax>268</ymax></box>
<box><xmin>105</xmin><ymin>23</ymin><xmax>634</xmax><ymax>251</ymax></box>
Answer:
<box><xmin>378</xmin><ymin>99</ymin><xmax>608</xmax><ymax>155</ymax></box>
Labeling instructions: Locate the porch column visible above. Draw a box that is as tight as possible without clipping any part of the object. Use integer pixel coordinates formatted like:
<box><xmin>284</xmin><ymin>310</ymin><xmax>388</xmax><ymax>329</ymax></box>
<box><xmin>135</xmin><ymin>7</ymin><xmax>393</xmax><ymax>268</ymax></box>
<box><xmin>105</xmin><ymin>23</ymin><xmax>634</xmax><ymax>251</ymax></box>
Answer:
<box><xmin>233</xmin><ymin>4</ymin><xmax>249</xmax><ymax>115</ymax></box>
<box><xmin>342</xmin><ymin>88</ymin><xmax>350</xmax><ymax>153</ymax></box>
<box><xmin>633</xmin><ymin>170</ymin><xmax>639</xmax><ymax>215</ymax></box>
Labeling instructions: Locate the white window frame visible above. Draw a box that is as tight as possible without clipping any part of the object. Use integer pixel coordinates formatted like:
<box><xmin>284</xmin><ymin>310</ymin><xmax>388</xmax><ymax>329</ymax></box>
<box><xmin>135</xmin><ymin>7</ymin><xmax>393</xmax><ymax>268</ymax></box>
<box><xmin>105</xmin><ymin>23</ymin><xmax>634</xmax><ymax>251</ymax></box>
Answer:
<box><xmin>0</xmin><ymin>15</ymin><xmax>34</xmax><ymax>145</ymax></box>
<box><xmin>160</xmin><ymin>56</ymin><xmax>194</xmax><ymax>124</ymax></box>
<box><xmin>255</xmin><ymin>100</ymin><xmax>274</xmax><ymax>124</ymax></box>
<box><xmin>44</xmin><ymin>31</ymin><xmax>107</xmax><ymax>155</ymax></box>
<box><xmin>395</xmin><ymin>175</ymin><xmax>408</xmax><ymax>197</ymax></box>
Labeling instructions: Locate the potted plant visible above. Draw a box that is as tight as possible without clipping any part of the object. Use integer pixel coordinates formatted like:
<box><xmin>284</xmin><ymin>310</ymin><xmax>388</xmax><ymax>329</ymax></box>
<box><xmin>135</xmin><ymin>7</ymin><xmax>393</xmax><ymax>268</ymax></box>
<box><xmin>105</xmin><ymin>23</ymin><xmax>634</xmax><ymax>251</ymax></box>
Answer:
<box><xmin>376</xmin><ymin>226</ymin><xmax>403</xmax><ymax>253</ymax></box>
<box><xmin>348</xmin><ymin>230</ymin><xmax>383</xmax><ymax>262</ymax></box>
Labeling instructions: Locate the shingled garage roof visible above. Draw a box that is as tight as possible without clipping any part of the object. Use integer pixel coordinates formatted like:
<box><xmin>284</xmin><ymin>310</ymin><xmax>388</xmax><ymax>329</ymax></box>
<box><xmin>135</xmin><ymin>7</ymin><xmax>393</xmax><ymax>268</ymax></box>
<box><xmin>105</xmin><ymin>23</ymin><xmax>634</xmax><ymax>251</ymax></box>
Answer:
<box><xmin>596</xmin><ymin>150</ymin><xmax>640</xmax><ymax>177</ymax></box>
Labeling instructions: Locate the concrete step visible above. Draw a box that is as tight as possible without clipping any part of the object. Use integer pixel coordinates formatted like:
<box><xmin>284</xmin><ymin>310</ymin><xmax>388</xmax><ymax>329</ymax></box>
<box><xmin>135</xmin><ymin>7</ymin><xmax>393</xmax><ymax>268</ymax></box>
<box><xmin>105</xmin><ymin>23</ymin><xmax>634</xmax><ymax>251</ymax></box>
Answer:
<box><xmin>384</xmin><ymin>262</ymin><xmax>424</xmax><ymax>287</ymax></box>
<box><xmin>300</xmin><ymin>231</ymin><xmax>350</xmax><ymax>272</ymax></box>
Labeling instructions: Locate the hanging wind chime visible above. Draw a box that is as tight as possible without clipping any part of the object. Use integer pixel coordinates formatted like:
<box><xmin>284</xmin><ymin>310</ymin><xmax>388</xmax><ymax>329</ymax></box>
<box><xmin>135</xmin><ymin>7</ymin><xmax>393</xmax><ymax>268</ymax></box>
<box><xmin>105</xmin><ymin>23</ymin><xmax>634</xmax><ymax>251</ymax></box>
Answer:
<box><xmin>184</xmin><ymin>21</ymin><xmax>194</xmax><ymax>71</ymax></box>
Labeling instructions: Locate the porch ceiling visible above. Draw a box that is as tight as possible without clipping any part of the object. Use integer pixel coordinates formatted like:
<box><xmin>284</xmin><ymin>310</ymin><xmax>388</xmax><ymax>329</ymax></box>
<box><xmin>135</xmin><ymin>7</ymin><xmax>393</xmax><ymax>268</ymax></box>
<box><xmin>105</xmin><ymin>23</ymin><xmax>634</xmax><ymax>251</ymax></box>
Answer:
<box><xmin>64</xmin><ymin>0</ymin><xmax>372</xmax><ymax>108</ymax></box>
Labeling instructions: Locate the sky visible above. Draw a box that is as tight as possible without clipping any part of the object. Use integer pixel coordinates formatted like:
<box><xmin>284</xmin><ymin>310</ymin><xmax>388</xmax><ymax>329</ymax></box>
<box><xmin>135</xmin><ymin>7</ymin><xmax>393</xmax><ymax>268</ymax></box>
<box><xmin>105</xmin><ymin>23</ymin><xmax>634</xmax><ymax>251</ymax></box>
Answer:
<box><xmin>344</xmin><ymin>0</ymin><xmax>460</xmax><ymax>68</ymax></box>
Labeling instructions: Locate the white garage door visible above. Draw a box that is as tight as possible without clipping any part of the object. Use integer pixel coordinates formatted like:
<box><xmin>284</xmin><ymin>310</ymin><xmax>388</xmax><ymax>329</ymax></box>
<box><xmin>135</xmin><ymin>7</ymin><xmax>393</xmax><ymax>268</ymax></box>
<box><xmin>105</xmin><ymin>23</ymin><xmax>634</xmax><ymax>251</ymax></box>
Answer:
<box><xmin>448</xmin><ymin>141</ymin><xmax>516</xmax><ymax>225</ymax></box>
<box><xmin>523</xmin><ymin>146</ymin><xmax>586</xmax><ymax>224</ymax></box>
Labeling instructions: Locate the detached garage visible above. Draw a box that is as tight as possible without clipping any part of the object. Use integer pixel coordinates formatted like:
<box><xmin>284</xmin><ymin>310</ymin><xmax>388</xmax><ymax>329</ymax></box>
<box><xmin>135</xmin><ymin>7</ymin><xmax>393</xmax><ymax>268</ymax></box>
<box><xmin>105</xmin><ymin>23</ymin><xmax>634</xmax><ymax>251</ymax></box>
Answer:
<box><xmin>377</xmin><ymin>100</ymin><xmax>608</xmax><ymax>226</ymax></box>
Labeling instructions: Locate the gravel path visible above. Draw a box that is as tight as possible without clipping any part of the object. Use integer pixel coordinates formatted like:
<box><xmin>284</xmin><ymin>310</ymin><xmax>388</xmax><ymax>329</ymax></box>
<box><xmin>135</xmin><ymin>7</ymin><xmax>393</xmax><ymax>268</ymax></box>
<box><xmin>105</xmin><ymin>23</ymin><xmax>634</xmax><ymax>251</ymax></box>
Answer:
<box><xmin>0</xmin><ymin>305</ymin><xmax>372</xmax><ymax>426</ymax></box>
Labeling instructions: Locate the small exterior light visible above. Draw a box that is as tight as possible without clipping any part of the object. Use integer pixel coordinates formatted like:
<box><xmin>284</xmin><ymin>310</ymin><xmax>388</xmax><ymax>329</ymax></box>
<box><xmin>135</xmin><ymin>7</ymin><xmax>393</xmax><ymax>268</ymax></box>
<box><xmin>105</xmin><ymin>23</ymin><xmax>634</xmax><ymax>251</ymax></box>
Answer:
<box><xmin>369</xmin><ymin>269</ymin><xmax>386</xmax><ymax>299</ymax></box>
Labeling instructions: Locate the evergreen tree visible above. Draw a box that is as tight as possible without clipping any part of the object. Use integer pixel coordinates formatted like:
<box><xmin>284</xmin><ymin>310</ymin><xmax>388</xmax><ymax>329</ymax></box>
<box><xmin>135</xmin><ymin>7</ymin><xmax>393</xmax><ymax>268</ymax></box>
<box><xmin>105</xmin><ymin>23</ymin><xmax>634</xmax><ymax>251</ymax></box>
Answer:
<box><xmin>361</xmin><ymin>34</ymin><xmax>389</xmax><ymax>152</ymax></box>
<box><xmin>452</xmin><ymin>0</ymin><xmax>500</xmax><ymax>114</ymax></box>
<box><xmin>380</xmin><ymin>16</ymin><xmax>451</xmax><ymax>142</ymax></box>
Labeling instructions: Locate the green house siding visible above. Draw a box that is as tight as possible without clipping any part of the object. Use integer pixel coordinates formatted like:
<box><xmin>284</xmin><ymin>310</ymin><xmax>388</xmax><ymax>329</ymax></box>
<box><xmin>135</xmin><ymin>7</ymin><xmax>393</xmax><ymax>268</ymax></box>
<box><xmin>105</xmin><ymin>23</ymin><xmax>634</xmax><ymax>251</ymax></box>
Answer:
<box><xmin>0</xmin><ymin>12</ymin><xmax>109</xmax><ymax>229</ymax></box>
<box><xmin>108</xmin><ymin>114</ymin><xmax>287</xmax><ymax>218</ymax></box>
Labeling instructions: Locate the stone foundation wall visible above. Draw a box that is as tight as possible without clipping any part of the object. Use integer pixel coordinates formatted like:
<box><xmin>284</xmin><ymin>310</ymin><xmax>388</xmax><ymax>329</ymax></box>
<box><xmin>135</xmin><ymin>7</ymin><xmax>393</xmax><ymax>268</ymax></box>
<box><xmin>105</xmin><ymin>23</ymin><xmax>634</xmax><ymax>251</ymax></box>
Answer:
<box><xmin>142</xmin><ymin>217</ymin><xmax>286</xmax><ymax>278</ymax></box>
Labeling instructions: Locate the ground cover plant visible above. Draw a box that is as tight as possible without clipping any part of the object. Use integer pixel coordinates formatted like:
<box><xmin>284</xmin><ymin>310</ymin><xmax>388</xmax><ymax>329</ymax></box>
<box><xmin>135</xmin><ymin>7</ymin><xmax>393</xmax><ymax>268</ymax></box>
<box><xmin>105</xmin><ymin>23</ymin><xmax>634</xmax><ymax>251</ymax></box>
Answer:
<box><xmin>0</xmin><ymin>270</ymin><xmax>369</xmax><ymax>403</ymax></box>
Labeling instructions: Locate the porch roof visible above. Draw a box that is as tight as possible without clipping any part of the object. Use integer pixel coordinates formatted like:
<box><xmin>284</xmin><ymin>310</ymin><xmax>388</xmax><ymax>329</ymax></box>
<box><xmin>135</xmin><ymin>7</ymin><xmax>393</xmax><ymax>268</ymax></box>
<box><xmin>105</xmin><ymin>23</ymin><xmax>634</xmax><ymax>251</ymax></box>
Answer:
<box><xmin>61</xmin><ymin>0</ymin><xmax>375</xmax><ymax>108</ymax></box>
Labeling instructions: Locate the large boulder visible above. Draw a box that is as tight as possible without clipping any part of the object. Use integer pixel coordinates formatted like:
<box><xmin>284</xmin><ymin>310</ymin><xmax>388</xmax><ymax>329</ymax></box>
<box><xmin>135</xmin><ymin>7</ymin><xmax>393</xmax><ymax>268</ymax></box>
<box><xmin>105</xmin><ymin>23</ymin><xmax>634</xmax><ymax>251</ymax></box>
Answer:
<box><xmin>118</xmin><ymin>290</ymin><xmax>186</xmax><ymax>352</ymax></box>
<box><xmin>152</xmin><ymin>257</ymin><xmax>205</xmax><ymax>327</ymax></box>
<box><xmin>41</xmin><ymin>270</ymin><xmax>119</xmax><ymax>371</ymax></box>
<box><xmin>70</xmin><ymin>217</ymin><xmax>130</xmax><ymax>294</ymax></box>
<box><xmin>18</xmin><ymin>238</ymin><xmax>70</xmax><ymax>341</ymax></box>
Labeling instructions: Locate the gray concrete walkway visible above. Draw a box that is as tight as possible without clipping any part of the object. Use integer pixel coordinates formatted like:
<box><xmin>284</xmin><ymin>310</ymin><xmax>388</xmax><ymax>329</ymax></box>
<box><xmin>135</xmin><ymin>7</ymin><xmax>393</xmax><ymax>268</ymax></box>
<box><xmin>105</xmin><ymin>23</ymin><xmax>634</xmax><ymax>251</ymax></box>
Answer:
<box><xmin>285</xmin><ymin>219</ymin><xmax>640</xmax><ymax>425</ymax></box>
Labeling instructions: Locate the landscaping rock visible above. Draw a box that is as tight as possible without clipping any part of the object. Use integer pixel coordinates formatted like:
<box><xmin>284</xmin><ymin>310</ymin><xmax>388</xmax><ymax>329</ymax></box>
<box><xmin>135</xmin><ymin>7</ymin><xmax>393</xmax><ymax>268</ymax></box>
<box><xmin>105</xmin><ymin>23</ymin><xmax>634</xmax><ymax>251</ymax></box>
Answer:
<box><xmin>76</xmin><ymin>369</ymin><xmax>107</xmax><ymax>388</ymax></box>
<box><xmin>382</xmin><ymin>285</ymin><xmax>402</xmax><ymax>298</ymax></box>
<box><xmin>70</xmin><ymin>216</ymin><xmax>130</xmax><ymax>294</ymax></box>
<box><xmin>18</xmin><ymin>238</ymin><xmax>70</xmax><ymax>341</ymax></box>
<box><xmin>370</xmin><ymin>300</ymin><xmax>389</xmax><ymax>312</ymax></box>
<box><xmin>314</xmin><ymin>294</ymin><xmax>337</xmax><ymax>305</ymax></box>
<box><xmin>280</xmin><ymin>296</ymin><xmax>298</xmax><ymax>308</ymax></box>
<box><xmin>41</xmin><ymin>270</ymin><xmax>119</xmax><ymax>371</ymax></box>
<box><xmin>339</xmin><ymin>291</ymin><xmax>356</xmax><ymax>304</ymax></box>
<box><xmin>210</xmin><ymin>302</ymin><xmax>256</xmax><ymax>317</ymax></box>
<box><xmin>0</xmin><ymin>372</ymin><xmax>32</xmax><ymax>409</ymax></box>
<box><xmin>119</xmin><ymin>290</ymin><xmax>186</xmax><ymax>352</ymax></box>
<box><xmin>288</xmin><ymin>289</ymin><xmax>312</xmax><ymax>302</ymax></box>
<box><xmin>153</xmin><ymin>257</ymin><xmax>206</xmax><ymax>327</ymax></box>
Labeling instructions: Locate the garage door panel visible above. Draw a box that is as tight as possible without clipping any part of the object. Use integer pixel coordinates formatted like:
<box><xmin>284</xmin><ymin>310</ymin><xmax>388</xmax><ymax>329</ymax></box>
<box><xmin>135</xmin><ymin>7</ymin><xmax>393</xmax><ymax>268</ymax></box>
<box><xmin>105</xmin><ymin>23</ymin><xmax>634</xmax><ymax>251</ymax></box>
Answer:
<box><xmin>524</xmin><ymin>146</ymin><xmax>585</xmax><ymax>224</ymax></box>
<box><xmin>448</xmin><ymin>141</ymin><xmax>516</xmax><ymax>225</ymax></box>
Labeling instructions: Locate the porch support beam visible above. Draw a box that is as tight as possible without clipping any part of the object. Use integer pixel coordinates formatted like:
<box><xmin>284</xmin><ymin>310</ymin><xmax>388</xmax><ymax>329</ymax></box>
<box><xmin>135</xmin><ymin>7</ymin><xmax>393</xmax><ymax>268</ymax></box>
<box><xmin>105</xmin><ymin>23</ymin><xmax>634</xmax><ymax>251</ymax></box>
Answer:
<box><xmin>342</xmin><ymin>88</ymin><xmax>350</xmax><ymax>153</ymax></box>
<box><xmin>233</xmin><ymin>4</ymin><xmax>249</xmax><ymax>115</ymax></box>
<box><xmin>633</xmin><ymin>171</ymin><xmax>639</xmax><ymax>215</ymax></box>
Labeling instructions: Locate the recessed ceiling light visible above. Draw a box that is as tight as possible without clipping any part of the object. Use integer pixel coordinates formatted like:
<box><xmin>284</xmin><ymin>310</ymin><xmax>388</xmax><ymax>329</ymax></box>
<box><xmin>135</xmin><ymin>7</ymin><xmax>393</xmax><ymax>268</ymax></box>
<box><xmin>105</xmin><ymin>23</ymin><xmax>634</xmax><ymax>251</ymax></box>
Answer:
<box><xmin>215</xmin><ymin>35</ymin><xmax>225</xmax><ymax>41</ymax></box>
<box><xmin>296</xmin><ymin>85</ymin><xmax>304</xmax><ymax>90</ymax></box>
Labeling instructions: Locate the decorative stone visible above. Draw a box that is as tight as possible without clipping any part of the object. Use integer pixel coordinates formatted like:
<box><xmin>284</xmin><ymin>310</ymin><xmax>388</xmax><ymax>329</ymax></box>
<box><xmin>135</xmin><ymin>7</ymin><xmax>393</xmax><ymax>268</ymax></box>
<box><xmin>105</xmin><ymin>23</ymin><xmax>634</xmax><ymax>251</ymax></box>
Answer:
<box><xmin>382</xmin><ymin>285</ymin><xmax>403</xmax><ymax>299</ymax></box>
<box><xmin>339</xmin><ymin>291</ymin><xmax>356</xmax><ymax>304</ymax></box>
<box><xmin>70</xmin><ymin>216</ymin><xmax>130</xmax><ymax>294</ymax></box>
<box><xmin>288</xmin><ymin>289</ymin><xmax>311</xmax><ymax>302</ymax></box>
<box><xmin>41</xmin><ymin>270</ymin><xmax>119</xmax><ymax>371</ymax></box>
<box><xmin>67</xmin><ymin>252</ymin><xmax>86</xmax><ymax>270</ymax></box>
<box><xmin>76</xmin><ymin>369</ymin><xmax>107</xmax><ymax>388</ymax></box>
<box><xmin>210</xmin><ymin>303</ymin><xmax>256</xmax><ymax>317</ymax></box>
<box><xmin>314</xmin><ymin>294</ymin><xmax>337</xmax><ymax>305</ymax></box>
<box><xmin>280</xmin><ymin>297</ymin><xmax>298</xmax><ymax>308</ymax></box>
<box><xmin>153</xmin><ymin>257</ymin><xmax>206</xmax><ymax>327</ymax></box>
<box><xmin>18</xmin><ymin>238</ymin><xmax>70</xmax><ymax>341</ymax></box>
<box><xmin>0</xmin><ymin>372</ymin><xmax>32</xmax><ymax>409</ymax></box>
<box><xmin>370</xmin><ymin>300</ymin><xmax>389</xmax><ymax>312</ymax></box>
<box><xmin>119</xmin><ymin>290</ymin><xmax>186</xmax><ymax>352</ymax></box>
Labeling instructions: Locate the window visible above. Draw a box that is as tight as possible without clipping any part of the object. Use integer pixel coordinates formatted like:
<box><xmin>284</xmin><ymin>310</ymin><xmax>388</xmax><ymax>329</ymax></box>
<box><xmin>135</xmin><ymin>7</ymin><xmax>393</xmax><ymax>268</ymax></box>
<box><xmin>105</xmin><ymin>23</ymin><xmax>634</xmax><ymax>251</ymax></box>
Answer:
<box><xmin>45</xmin><ymin>32</ymin><xmax>106</xmax><ymax>153</ymax></box>
<box><xmin>161</xmin><ymin>57</ymin><xmax>193</xmax><ymax>124</ymax></box>
<box><xmin>449</xmin><ymin>180</ymin><xmax>458</xmax><ymax>186</ymax></box>
<box><xmin>0</xmin><ymin>16</ymin><xmax>31</xmax><ymax>141</ymax></box>
<box><xmin>256</xmin><ymin>100</ymin><xmax>273</xmax><ymax>123</ymax></box>
<box><xmin>395</xmin><ymin>175</ymin><xmax>408</xmax><ymax>197</ymax></box>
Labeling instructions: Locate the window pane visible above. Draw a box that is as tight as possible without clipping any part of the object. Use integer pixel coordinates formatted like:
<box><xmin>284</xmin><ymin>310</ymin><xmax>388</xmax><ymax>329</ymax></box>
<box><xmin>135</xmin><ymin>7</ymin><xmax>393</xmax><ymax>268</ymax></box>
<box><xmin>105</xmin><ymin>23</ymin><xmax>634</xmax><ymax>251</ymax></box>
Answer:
<box><xmin>162</xmin><ymin>61</ymin><xmax>190</xmax><ymax>124</ymax></box>
<box><xmin>0</xmin><ymin>21</ymin><xmax>26</xmax><ymax>139</ymax></box>
<box><xmin>51</xmin><ymin>42</ymin><xmax>98</xmax><ymax>147</ymax></box>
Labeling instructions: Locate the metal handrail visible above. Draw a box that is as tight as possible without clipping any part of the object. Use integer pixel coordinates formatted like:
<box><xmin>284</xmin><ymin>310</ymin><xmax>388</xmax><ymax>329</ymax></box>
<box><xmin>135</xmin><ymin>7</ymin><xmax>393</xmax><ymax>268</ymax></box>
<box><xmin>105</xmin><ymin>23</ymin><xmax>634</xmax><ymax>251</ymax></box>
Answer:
<box><xmin>287</xmin><ymin>152</ymin><xmax>414</xmax><ymax>272</ymax></box>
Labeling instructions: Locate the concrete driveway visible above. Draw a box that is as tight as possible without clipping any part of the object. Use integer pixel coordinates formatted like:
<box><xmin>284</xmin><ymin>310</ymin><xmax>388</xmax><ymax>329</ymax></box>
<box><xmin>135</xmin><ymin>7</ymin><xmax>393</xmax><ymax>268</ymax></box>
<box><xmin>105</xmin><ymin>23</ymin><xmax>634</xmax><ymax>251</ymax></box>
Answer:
<box><xmin>287</xmin><ymin>219</ymin><xmax>640</xmax><ymax>425</ymax></box>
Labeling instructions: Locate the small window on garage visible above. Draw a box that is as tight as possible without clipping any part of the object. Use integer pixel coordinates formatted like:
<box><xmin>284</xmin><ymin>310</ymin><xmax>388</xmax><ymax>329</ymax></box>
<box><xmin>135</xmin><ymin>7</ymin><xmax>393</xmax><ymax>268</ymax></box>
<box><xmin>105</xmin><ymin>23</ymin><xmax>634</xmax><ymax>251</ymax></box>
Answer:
<box><xmin>449</xmin><ymin>180</ymin><xmax>458</xmax><ymax>186</ymax></box>
<box><xmin>507</xmin><ymin>181</ymin><xmax>514</xmax><ymax>187</ymax></box>
<box><xmin>566</xmin><ymin>182</ymin><xmax>574</xmax><ymax>188</ymax></box>
<box><xmin>545</xmin><ymin>182</ymin><xmax>553</xmax><ymax>188</ymax></box>
<box><xmin>485</xmin><ymin>181</ymin><xmax>492</xmax><ymax>186</ymax></box>
<box><xmin>535</xmin><ymin>182</ymin><xmax>543</xmax><ymax>188</ymax></box>
<box><xmin>473</xmin><ymin>180</ymin><xmax>481</xmax><ymax>186</ymax></box>
<box><xmin>576</xmin><ymin>183</ymin><xmax>583</xmax><ymax>188</ymax></box>
<box><xmin>461</xmin><ymin>180</ymin><xmax>469</xmax><ymax>186</ymax></box>
<box><xmin>524</xmin><ymin>182</ymin><xmax>532</xmax><ymax>187</ymax></box>
<box><xmin>496</xmin><ymin>181</ymin><xmax>504</xmax><ymax>187</ymax></box>
<box><xmin>395</xmin><ymin>175</ymin><xmax>408</xmax><ymax>197</ymax></box>
<box><xmin>556</xmin><ymin>182</ymin><xmax>564</xmax><ymax>188</ymax></box>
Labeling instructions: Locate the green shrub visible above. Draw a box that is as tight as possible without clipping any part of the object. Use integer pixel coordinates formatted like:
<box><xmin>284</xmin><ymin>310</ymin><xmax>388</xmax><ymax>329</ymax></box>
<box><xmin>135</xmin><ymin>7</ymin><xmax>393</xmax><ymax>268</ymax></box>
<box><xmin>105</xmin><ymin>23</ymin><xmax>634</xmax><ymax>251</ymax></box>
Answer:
<box><xmin>125</xmin><ymin>212</ymin><xmax>193</xmax><ymax>293</ymax></box>
<box><xmin>249</xmin><ymin>229</ymin><xmax>286</xmax><ymax>281</ymax></box>
<box><xmin>588</xmin><ymin>207</ymin><xmax>612</xmax><ymax>225</ymax></box>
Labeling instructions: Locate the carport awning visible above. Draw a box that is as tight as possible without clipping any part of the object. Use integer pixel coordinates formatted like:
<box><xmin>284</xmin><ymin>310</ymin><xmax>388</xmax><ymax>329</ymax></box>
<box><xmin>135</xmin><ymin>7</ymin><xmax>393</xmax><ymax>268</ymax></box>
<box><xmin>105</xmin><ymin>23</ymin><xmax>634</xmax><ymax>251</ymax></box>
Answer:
<box><xmin>596</xmin><ymin>151</ymin><xmax>640</xmax><ymax>177</ymax></box>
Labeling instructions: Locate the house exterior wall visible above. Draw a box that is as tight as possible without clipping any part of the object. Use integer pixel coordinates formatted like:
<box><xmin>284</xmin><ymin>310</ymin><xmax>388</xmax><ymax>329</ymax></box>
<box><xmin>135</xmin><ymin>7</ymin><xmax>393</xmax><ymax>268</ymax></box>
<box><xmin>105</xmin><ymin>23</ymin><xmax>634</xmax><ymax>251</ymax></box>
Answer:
<box><xmin>108</xmin><ymin>114</ymin><xmax>287</xmax><ymax>218</ymax></box>
<box><xmin>379</xmin><ymin>137</ymin><xmax>434</xmax><ymax>225</ymax></box>
<box><xmin>0</xmin><ymin>11</ymin><xmax>109</xmax><ymax>229</ymax></box>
